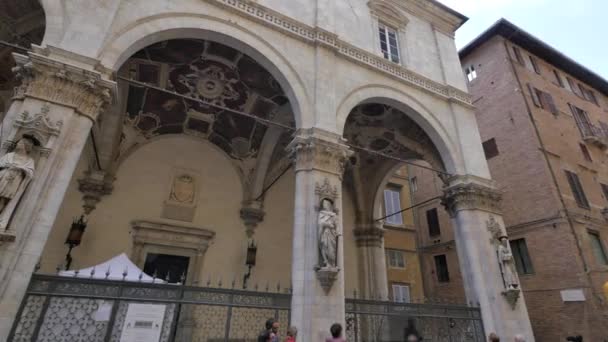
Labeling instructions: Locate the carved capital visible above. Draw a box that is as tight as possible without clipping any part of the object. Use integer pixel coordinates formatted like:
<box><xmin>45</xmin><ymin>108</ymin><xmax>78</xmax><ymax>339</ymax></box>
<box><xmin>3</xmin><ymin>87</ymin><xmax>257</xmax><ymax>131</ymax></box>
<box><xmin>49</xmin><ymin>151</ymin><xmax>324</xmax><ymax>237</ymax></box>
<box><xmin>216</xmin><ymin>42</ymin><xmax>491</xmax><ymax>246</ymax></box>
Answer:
<box><xmin>240</xmin><ymin>202</ymin><xmax>265</xmax><ymax>238</ymax></box>
<box><xmin>78</xmin><ymin>171</ymin><xmax>114</xmax><ymax>214</ymax></box>
<box><xmin>12</xmin><ymin>52</ymin><xmax>116</xmax><ymax>122</ymax></box>
<box><xmin>354</xmin><ymin>222</ymin><xmax>385</xmax><ymax>247</ymax></box>
<box><xmin>441</xmin><ymin>175</ymin><xmax>502</xmax><ymax>217</ymax></box>
<box><xmin>287</xmin><ymin>129</ymin><xmax>353</xmax><ymax>177</ymax></box>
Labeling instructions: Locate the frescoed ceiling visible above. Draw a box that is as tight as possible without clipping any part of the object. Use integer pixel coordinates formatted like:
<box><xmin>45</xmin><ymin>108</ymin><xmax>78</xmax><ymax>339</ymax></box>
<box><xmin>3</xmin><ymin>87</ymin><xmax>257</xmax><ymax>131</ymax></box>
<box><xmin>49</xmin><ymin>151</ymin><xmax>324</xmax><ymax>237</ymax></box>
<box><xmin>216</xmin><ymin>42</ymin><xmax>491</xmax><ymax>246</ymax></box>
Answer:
<box><xmin>120</xmin><ymin>39</ymin><xmax>294</xmax><ymax>162</ymax></box>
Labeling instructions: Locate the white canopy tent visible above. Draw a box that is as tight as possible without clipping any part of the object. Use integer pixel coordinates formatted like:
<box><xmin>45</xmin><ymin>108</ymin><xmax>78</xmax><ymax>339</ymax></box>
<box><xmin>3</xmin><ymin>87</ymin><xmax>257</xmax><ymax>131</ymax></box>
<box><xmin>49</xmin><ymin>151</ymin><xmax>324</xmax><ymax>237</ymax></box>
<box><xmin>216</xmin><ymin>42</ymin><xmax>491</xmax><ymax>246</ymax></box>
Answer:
<box><xmin>59</xmin><ymin>253</ymin><xmax>166</xmax><ymax>283</ymax></box>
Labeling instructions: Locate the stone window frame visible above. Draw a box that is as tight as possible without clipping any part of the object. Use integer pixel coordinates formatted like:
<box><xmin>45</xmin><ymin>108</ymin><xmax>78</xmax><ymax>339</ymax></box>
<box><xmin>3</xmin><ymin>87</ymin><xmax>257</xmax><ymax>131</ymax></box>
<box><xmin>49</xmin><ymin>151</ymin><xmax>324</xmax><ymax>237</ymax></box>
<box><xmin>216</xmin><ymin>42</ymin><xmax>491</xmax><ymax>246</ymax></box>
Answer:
<box><xmin>368</xmin><ymin>0</ymin><xmax>409</xmax><ymax>67</ymax></box>
<box><xmin>390</xmin><ymin>282</ymin><xmax>411</xmax><ymax>303</ymax></box>
<box><xmin>386</xmin><ymin>249</ymin><xmax>406</xmax><ymax>269</ymax></box>
<box><xmin>131</xmin><ymin>220</ymin><xmax>215</xmax><ymax>285</ymax></box>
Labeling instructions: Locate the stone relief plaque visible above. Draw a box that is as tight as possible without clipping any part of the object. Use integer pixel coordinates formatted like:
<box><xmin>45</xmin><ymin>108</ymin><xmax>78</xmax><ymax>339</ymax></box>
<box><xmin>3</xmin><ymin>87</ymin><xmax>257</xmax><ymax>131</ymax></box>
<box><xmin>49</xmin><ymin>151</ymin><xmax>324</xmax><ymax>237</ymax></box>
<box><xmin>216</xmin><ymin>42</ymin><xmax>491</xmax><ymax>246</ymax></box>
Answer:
<box><xmin>162</xmin><ymin>168</ymin><xmax>200</xmax><ymax>222</ymax></box>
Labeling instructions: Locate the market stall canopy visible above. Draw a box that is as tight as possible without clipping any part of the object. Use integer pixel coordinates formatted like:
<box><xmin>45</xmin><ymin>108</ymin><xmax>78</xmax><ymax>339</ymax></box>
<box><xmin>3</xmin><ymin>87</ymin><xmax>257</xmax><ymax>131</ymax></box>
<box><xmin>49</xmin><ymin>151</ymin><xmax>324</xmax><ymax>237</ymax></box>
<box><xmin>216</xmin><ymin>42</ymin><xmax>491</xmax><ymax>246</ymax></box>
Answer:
<box><xmin>59</xmin><ymin>253</ymin><xmax>166</xmax><ymax>283</ymax></box>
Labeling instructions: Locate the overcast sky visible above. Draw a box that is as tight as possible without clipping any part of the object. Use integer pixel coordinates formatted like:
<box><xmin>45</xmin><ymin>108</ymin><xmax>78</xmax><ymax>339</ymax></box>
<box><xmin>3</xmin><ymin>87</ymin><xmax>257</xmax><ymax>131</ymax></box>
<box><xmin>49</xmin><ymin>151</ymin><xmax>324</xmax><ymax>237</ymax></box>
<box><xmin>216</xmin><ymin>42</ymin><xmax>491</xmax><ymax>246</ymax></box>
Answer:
<box><xmin>437</xmin><ymin>0</ymin><xmax>608</xmax><ymax>79</ymax></box>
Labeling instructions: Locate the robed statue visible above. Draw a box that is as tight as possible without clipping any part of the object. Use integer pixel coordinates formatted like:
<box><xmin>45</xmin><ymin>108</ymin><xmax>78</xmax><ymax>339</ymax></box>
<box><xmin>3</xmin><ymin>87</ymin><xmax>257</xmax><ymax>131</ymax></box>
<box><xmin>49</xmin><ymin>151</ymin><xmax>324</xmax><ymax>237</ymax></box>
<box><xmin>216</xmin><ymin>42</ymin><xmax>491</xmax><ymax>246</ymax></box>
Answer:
<box><xmin>318</xmin><ymin>198</ymin><xmax>338</xmax><ymax>268</ymax></box>
<box><xmin>498</xmin><ymin>236</ymin><xmax>518</xmax><ymax>289</ymax></box>
<box><xmin>0</xmin><ymin>137</ymin><xmax>36</xmax><ymax>230</ymax></box>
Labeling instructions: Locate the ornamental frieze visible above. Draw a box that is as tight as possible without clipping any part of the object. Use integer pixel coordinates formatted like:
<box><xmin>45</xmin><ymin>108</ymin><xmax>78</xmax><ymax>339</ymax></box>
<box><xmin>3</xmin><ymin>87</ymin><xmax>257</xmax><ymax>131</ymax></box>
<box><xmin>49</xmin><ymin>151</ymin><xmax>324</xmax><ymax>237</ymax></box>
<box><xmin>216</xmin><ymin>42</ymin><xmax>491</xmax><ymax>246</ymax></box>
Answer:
<box><xmin>287</xmin><ymin>131</ymin><xmax>353</xmax><ymax>177</ymax></box>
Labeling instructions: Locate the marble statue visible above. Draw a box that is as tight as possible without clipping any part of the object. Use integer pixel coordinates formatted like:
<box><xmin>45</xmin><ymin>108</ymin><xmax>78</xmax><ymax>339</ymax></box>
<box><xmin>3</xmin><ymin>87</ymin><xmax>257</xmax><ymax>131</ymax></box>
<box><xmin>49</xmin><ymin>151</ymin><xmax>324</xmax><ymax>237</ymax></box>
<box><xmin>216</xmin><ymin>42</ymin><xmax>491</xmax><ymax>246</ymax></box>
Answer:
<box><xmin>318</xmin><ymin>198</ymin><xmax>338</xmax><ymax>268</ymax></box>
<box><xmin>498</xmin><ymin>236</ymin><xmax>518</xmax><ymax>289</ymax></box>
<box><xmin>0</xmin><ymin>137</ymin><xmax>36</xmax><ymax>230</ymax></box>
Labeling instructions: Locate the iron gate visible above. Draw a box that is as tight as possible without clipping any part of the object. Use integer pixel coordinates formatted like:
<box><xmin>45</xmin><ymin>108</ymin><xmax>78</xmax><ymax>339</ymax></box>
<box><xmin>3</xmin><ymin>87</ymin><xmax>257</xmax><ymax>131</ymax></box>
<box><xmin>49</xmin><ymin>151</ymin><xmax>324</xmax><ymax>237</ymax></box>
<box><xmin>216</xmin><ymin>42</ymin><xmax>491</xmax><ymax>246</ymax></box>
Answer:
<box><xmin>8</xmin><ymin>274</ymin><xmax>291</xmax><ymax>342</ymax></box>
<box><xmin>345</xmin><ymin>298</ymin><xmax>485</xmax><ymax>342</ymax></box>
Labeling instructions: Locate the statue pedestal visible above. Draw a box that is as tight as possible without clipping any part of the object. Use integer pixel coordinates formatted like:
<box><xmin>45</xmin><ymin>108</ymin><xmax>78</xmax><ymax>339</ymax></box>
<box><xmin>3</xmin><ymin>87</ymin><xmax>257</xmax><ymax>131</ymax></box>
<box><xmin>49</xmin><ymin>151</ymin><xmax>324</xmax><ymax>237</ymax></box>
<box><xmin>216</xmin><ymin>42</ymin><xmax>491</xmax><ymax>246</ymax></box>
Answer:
<box><xmin>315</xmin><ymin>266</ymin><xmax>340</xmax><ymax>293</ymax></box>
<box><xmin>0</xmin><ymin>231</ymin><xmax>16</xmax><ymax>243</ymax></box>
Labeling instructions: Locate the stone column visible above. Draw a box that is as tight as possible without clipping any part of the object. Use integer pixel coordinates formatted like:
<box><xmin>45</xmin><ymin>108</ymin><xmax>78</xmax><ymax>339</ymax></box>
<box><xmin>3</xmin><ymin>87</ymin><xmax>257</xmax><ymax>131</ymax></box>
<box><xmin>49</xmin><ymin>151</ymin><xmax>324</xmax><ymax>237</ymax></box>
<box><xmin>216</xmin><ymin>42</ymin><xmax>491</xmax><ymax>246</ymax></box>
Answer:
<box><xmin>442</xmin><ymin>175</ymin><xmax>535</xmax><ymax>341</ymax></box>
<box><xmin>0</xmin><ymin>51</ymin><xmax>114</xmax><ymax>338</ymax></box>
<box><xmin>354</xmin><ymin>221</ymin><xmax>388</xmax><ymax>300</ymax></box>
<box><xmin>288</xmin><ymin>128</ymin><xmax>352</xmax><ymax>342</ymax></box>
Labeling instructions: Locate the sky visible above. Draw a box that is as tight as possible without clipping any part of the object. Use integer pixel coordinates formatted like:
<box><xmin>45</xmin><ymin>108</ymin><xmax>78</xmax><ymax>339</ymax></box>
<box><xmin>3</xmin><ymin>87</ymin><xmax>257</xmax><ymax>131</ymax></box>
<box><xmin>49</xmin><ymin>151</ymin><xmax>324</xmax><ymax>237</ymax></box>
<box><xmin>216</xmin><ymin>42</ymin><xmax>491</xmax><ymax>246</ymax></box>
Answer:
<box><xmin>437</xmin><ymin>0</ymin><xmax>608</xmax><ymax>80</ymax></box>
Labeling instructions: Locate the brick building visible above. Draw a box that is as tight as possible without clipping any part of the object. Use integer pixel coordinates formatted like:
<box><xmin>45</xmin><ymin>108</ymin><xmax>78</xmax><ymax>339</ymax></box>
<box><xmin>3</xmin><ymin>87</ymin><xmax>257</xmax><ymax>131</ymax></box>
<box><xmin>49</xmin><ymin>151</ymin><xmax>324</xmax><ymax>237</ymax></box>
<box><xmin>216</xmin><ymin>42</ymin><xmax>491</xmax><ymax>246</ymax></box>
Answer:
<box><xmin>412</xmin><ymin>19</ymin><xmax>608</xmax><ymax>341</ymax></box>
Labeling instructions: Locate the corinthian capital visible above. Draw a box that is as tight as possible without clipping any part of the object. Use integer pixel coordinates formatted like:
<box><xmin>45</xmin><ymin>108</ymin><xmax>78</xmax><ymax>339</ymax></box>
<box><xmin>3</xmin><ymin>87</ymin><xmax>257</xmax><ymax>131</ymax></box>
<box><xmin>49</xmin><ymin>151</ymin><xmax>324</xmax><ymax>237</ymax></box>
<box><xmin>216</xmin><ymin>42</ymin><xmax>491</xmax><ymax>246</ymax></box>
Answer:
<box><xmin>441</xmin><ymin>175</ymin><xmax>502</xmax><ymax>217</ymax></box>
<box><xmin>287</xmin><ymin>128</ymin><xmax>353</xmax><ymax>177</ymax></box>
<box><xmin>12</xmin><ymin>52</ymin><xmax>116</xmax><ymax>122</ymax></box>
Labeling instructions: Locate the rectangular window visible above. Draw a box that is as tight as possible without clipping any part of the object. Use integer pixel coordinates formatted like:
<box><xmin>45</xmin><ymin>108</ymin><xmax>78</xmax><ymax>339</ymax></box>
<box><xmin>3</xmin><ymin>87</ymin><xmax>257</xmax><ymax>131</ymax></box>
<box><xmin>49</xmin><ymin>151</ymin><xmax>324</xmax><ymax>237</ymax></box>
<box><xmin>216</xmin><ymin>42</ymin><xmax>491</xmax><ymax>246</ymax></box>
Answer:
<box><xmin>482</xmin><ymin>138</ymin><xmax>499</xmax><ymax>159</ymax></box>
<box><xmin>379</xmin><ymin>23</ymin><xmax>400</xmax><ymax>64</ymax></box>
<box><xmin>601</xmin><ymin>183</ymin><xmax>608</xmax><ymax>201</ymax></box>
<box><xmin>553</xmin><ymin>69</ymin><xmax>564</xmax><ymax>87</ymax></box>
<box><xmin>465</xmin><ymin>65</ymin><xmax>477</xmax><ymax>82</ymax></box>
<box><xmin>384</xmin><ymin>188</ymin><xmax>403</xmax><ymax>225</ymax></box>
<box><xmin>143</xmin><ymin>253</ymin><xmax>190</xmax><ymax>284</ymax></box>
<box><xmin>565</xmin><ymin>170</ymin><xmax>590</xmax><ymax>209</ymax></box>
<box><xmin>410</xmin><ymin>176</ymin><xmax>418</xmax><ymax>192</ymax></box>
<box><xmin>527</xmin><ymin>84</ymin><xmax>558</xmax><ymax>114</ymax></box>
<box><xmin>510</xmin><ymin>239</ymin><xmax>534</xmax><ymax>275</ymax></box>
<box><xmin>529</xmin><ymin>55</ymin><xmax>541</xmax><ymax>74</ymax></box>
<box><xmin>580</xmin><ymin>85</ymin><xmax>599</xmax><ymax>106</ymax></box>
<box><xmin>567</xmin><ymin>77</ymin><xmax>583</xmax><ymax>97</ymax></box>
<box><xmin>580</xmin><ymin>143</ymin><xmax>593</xmax><ymax>162</ymax></box>
<box><xmin>426</xmin><ymin>208</ymin><xmax>441</xmax><ymax>237</ymax></box>
<box><xmin>588</xmin><ymin>231</ymin><xmax>608</xmax><ymax>265</ymax></box>
<box><xmin>512</xmin><ymin>46</ymin><xmax>524</xmax><ymax>64</ymax></box>
<box><xmin>569</xmin><ymin>103</ymin><xmax>592</xmax><ymax>137</ymax></box>
<box><xmin>387</xmin><ymin>249</ymin><xmax>406</xmax><ymax>269</ymax></box>
<box><xmin>434</xmin><ymin>255</ymin><xmax>450</xmax><ymax>283</ymax></box>
<box><xmin>392</xmin><ymin>284</ymin><xmax>411</xmax><ymax>303</ymax></box>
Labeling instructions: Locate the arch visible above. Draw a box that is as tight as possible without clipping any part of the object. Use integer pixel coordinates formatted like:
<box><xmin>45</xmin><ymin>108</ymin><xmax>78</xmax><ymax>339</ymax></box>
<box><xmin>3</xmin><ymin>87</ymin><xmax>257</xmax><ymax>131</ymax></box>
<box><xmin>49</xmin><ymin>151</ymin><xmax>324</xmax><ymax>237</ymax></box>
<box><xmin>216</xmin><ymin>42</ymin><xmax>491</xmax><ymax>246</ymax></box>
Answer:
<box><xmin>336</xmin><ymin>85</ymin><xmax>461</xmax><ymax>174</ymax></box>
<box><xmin>39</xmin><ymin>0</ymin><xmax>65</xmax><ymax>45</ymax></box>
<box><xmin>97</xmin><ymin>13</ymin><xmax>311</xmax><ymax>129</ymax></box>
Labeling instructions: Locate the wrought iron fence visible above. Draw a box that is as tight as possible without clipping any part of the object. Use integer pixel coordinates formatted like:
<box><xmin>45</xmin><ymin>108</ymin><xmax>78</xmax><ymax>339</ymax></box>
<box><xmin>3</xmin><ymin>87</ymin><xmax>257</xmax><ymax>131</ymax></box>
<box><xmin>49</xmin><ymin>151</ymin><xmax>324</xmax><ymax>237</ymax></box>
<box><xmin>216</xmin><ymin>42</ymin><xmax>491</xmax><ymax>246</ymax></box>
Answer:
<box><xmin>9</xmin><ymin>274</ymin><xmax>291</xmax><ymax>342</ymax></box>
<box><xmin>345</xmin><ymin>298</ymin><xmax>485</xmax><ymax>342</ymax></box>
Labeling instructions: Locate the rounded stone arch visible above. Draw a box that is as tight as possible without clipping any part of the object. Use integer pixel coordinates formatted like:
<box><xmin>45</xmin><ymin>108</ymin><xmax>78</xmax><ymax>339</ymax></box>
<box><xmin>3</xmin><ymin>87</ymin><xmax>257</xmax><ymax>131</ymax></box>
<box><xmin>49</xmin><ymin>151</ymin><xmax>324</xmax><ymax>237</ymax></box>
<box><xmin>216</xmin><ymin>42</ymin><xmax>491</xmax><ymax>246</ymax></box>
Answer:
<box><xmin>38</xmin><ymin>0</ymin><xmax>65</xmax><ymax>45</ymax></box>
<box><xmin>97</xmin><ymin>13</ymin><xmax>312</xmax><ymax>129</ymax></box>
<box><xmin>113</xmin><ymin>134</ymin><xmax>248</xmax><ymax>200</ymax></box>
<box><xmin>336</xmin><ymin>85</ymin><xmax>461</xmax><ymax>174</ymax></box>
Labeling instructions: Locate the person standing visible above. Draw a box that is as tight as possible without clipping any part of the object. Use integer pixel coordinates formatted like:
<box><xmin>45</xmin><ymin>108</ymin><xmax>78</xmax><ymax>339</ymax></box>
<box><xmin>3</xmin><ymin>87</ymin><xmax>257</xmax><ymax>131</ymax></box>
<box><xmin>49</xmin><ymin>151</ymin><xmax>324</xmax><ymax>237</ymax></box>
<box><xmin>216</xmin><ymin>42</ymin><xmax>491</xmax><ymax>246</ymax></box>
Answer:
<box><xmin>269</xmin><ymin>320</ymin><xmax>280</xmax><ymax>342</ymax></box>
<box><xmin>258</xmin><ymin>318</ymin><xmax>275</xmax><ymax>342</ymax></box>
<box><xmin>488</xmin><ymin>333</ymin><xmax>500</xmax><ymax>342</ymax></box>
<box><xmin>325</xmin><ymin>323</ymin><xmax>346</xmax><ymax>342</ymax></box>
<box><xmin>514</xmin><ymin>334</ymin><xmax>525</xmax><ymax>342</ymax></box>
<box><xmin>285</xmin><ymin>326</ymin><xmax>297</xmax><ymax>342</ymax></box>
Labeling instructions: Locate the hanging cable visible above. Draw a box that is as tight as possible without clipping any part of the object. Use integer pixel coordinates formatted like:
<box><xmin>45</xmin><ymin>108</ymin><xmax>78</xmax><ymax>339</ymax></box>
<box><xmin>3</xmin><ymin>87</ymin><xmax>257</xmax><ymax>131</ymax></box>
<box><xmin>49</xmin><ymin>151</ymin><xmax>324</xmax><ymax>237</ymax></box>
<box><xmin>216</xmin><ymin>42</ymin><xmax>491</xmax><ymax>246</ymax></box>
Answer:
<box><xmin>374</xmin><ymin>195</ymin><xmax>442</xmax><ymax>222</ymax></box>
<box><xmin>0</xmin><ymin>39</ymin><xmax>452</xmax><ymax>177</ymax></box>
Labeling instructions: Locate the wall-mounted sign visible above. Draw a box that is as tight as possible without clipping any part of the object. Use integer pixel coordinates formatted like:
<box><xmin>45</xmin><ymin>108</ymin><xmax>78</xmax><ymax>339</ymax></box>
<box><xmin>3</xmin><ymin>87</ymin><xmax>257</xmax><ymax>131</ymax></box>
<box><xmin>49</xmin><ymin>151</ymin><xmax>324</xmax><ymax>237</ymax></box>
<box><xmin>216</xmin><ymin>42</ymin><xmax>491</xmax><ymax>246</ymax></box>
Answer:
<box><xmin>120</xmin><ymin>303</ymin><xmax>166</xmax><ymax>342</ymax></box>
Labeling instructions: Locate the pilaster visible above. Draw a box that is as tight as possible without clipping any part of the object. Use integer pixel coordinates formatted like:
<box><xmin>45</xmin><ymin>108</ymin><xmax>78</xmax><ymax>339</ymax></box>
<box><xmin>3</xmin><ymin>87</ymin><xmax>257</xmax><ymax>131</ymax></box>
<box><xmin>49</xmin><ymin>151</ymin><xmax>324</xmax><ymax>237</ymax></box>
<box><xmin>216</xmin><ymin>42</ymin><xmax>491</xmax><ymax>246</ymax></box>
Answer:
<box><xmin>288</xmin><ymin>128</ymin><xmax>352</xmax><ymax>342</ymax></box>
<box><xmin>354</xmin><ymin>221</ymin><xmax>389</xmax><ymax>300</ymax></box>
<box><xmin>441</xmin><ymin>175</ymin><xmax>535</xmax><ymax>341</ymax></box>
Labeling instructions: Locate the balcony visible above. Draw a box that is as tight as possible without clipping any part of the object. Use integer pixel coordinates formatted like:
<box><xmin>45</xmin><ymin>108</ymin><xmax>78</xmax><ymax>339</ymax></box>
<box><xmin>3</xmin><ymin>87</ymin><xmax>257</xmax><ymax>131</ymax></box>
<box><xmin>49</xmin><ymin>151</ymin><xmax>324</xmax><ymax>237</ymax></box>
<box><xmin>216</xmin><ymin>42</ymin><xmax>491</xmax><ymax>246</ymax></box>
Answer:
<box><xmin>578</xmin><ymin>122</ymin><xmax>608</xmax><ymax>149</ymax></box>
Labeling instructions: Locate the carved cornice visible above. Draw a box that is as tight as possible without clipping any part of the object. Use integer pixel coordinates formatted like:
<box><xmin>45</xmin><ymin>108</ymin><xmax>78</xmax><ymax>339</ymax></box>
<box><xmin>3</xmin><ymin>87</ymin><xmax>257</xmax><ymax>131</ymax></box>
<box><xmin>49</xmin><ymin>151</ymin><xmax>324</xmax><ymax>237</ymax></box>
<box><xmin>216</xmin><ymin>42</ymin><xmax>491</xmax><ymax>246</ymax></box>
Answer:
<box><xmin>204</xmin><ymin>0</ymin><xmax>473</xmax><ymax>107</ymax></box>
<box><xmin>441</xmin><ymin>175</ymin><xmax>502</xmax><ymax>217</ymax></box>
<box><xmin>287</xmin><ymin>129</ymin><xmax>353</xmax><ymax>177</ymax></box>
<box><xmin>131</xmin><ymin>220</ymin><xmax>215</xmax><ymax>254</ymax></box>
<box><xmin>354</xmin><ymin>222</ymin><xmax>385</xmax><ymax>247</ymax></box>
<box><xmin>12</xmin><ymin>52</ymin><xmax>116</xmax><ymax>122</ymax></box>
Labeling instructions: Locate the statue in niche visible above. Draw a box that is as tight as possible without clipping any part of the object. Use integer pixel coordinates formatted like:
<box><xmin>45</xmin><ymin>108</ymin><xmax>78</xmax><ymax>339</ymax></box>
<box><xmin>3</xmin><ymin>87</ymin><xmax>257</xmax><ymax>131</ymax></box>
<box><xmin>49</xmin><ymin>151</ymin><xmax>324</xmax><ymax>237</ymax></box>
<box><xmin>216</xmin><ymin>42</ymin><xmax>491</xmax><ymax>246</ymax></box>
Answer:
<box><xmin>0</xmin><ymin>137</ymin><xmax>36</xmax><ymax>230</ymax></box>
<box><xmin>169</xmin><ymin>174</ymin><xmax>195</xmax><ymax>204</ymax></box>
<box><xmin>498</xmin><ymin>236</ymin><xmax>518</xmax><ymax>290</ymax></box>
<box><xmin>318</xmin><ymin>198</ymin><xmax>339</xmax><ymax>268</ymax></box>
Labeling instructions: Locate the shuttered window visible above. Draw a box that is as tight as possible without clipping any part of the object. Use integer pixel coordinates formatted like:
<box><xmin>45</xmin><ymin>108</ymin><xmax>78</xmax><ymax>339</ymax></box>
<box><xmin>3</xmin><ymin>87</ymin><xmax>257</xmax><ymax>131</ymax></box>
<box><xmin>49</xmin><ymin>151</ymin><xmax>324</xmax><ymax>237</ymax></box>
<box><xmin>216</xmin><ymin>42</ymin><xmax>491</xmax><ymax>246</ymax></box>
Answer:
<box><xmin>588</xmin><ymin>231</ymin><xmax>608</xmax><ymax>265</ymax></box>
<box><xmin>527</xmin><ymin>84</ymin><xmax>558</xmax><ymax>114</ymax></box>
<box><xmin>565</xmin><ymin>170</ymin><xmax>590</xmax><ymax>209</ymax></box>
<box><xmin>600</xmin><ymin>183</ymin><xmax>608</xmax><ymax>202</ymax></box>
<box><xmin>510</xmin><ymin>239</ymin><xmax>534</xmax><ymax>275</ymax></box>
<box><xmin>434</xmin><ymin>255</ymin><xmax>450</xmax><ymax>282</ymax></box>
<box><xmin>482</xmin><ymin>138</ymin><xmax>499</xmax><ymax>159</ymax></box>
<box><xmin>512</xmin><ymin>46</ymin><xmax>524</xmax><ymax>64</ymax></box>
<box><xmin>384</xmin><ymin>188</ymin><xmax>403</xmax><ymax>225</ymax></box>
<box><xmin>387</xmin><ymin>249</ymin><xmax>406</xmax><ymax>269</ymax></box>
<box><xmin>553</xmin><ymin>69</ymin><xmax>564</xmax><ymax>87</ymax></box>
<box><xmin>529</xmin><ymin>55</ymin><xmax>541</xmax><ymax>74</ymax></box>
<box><xmin>392</xmin><ymin>284</ymin><xmax>411</xmax><ymax>303</ymax></box>
<box><xmin>580</xmin><ymin>144</ymin><xmax>593</xmax><ymax>162</ymax></box>
<box><xmin>567</xmin><ymin>77</ymin><xmax>583</xmax><ymax>97</ymax></box>
<box><xmin>569</xmin><ymin>103</ymin><xmax>592</xmax><ymax>138</ymax></box>
<box><xmin>426</xmin><ymin>208</ymin><xmax>441</xmax><ymax>237</ymax></box>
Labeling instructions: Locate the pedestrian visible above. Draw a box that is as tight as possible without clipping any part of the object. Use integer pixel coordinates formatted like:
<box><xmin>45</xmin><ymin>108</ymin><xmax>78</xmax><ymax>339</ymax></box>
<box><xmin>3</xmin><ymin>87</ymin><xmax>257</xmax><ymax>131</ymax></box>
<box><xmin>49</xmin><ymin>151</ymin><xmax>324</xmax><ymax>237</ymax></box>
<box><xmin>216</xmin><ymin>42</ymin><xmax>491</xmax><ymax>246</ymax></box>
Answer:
<box><xmin>269</xmin><ymin>320</ymin><xmax>280</xmax><ymax>342</ymax></box>
<box><xmin>258</xmin><ymin>318</ymin><xmax>275</xmax><ymax>342</ymax></box>
<box><xmin>286</xmin><ymin>326</ymin><xmax>297</xmax><ymax>342</ymax></box>
<box><xmin>405</xmin><ymin>333</ymin><xmax>420</xmax><ymax>342</ymax></box>
<box><xmin>326</xmin><ymin>323</ymin><xmax>346</xmax><ymax>342</ymax></box>
<box><xmin>488</xmin><ymin>333</ymin><xmax>500</xmax><ymax>342</ymax></box>
<box><xmin>514</xmin><ymin>334</ymin><xmax>525</xmax><ymax>342</ymax></box>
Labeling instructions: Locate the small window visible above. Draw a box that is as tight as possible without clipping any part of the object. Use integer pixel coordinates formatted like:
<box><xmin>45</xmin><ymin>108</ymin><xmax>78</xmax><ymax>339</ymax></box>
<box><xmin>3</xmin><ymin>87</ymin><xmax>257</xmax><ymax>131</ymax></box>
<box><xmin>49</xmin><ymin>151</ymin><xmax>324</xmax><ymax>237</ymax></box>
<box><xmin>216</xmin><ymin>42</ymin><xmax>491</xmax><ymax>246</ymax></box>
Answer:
<box><xmin>482</xmin><ymin>138</ymin><xmax>499</xmax><ymax>160</ymax></box>
<box><xmin>569</xmin><ymin>104</ymin><xmax>592</xmax><ymax>138</ymax></box>
<box><xmin>384</xmin><ymin>188</ymin><xmax>403</xmax><ymax>225</ymax></box>
<box><xmin>510</xmin><ymin>239</ymin><xmax>534</xmax><ymax>275</ymax></box>
<box><xmin>527</xmin><ymin>84</ymin><xmax>558</xmax><ymax>114</ymax></box>
<box><xmin>512</xmin><ymin>46</ymin><xmax>524</xmax><ymax>64</ymax></box>
<box><xmin>426</xmin><ymin>208</ymin><xmax>441</xmax><ymax>237</ymax></box>
<box><xmin>434</xmin><ymin>255</ymin><xmax>450</xmax><ymax>283</ymax></box>
<box><xmin>580</xmin><ymin>144</ymin><xmax>592</xmax><ymax>162</ymax></box>
<box><xmin>529</xmin><ymin>55</ymin><xmax>541</xmax><ymax>74</ymax></box>
<box><xmin>588</xmin><ymin>231</ymin><xmax>608</xmax><ymax>266</ymax></box>
<box><xmin>392</xmin><ymin>284</ymin><xmax>411</xmax><ymax>303</ymax></box>
<box><xmin>580</xmin><ymin>85</ymin><xmax>599</xmax><ymax>106</ymax></box>
<box><xmin>379</xmin><ymin>23</ymin><xmax>400</xmax><ymax>64</ymax></box>
<box><xmin>600</xmin><ymin>183</ymin><xmax>608</xmax><ymax>201</ymax></box>
<box><xmin>465</xmin><ymin>65</ymin><xmax>477</xmax><ymax>82</ymax></box>
<box><xmin>567</xmin><ymin>77</ymin><xmax>583</xmax><ymax>97</ymax></box>
<box><xmin>410</xmin><ymin>176</ymin><xmax>418</xmax><ymax>192</ymax></box>
<box><xmin>553</xmin><ymin>70</ymin><xmax>564</xmax><ymax>87</ymax></box>
<box><xmin>565</xmin><ymin>170</ymin><xmax>590</xmax><ymax>209</ymax></box>
<box><xmin>387</xmin><ymin>249</ymin><xmax>406</xmax><ymax>269</ymax></box>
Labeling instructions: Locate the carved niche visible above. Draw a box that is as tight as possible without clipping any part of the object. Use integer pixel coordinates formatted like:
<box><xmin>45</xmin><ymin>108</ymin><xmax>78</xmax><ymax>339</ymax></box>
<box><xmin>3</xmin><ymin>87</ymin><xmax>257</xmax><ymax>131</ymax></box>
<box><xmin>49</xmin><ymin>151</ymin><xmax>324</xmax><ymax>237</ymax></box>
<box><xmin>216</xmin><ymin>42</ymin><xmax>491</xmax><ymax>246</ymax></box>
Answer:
<box><xmin>314</xmin><ymin>177</ymin><xmax>341</xmax><ymax>293</ymax></box>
